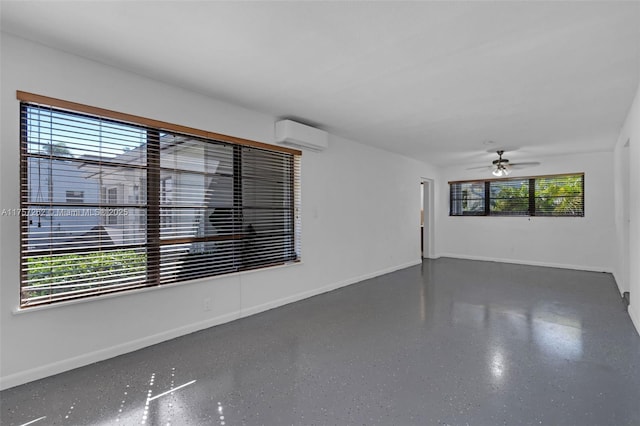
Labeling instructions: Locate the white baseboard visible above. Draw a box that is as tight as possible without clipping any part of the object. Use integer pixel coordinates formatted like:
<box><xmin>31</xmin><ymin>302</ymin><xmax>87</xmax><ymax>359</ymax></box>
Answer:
<box><xmin>438</xmin><ymin>253</ymin><xmax>612</xmax><ymax>273</ymax></box>
<box><xmin>241</xmin><ymin>260</ymin><xmax>422</xmax><ymax>318</ymax></box>
<box><xmin>0</xmin><ymin>310</ymin><xmax>240</xmax><ymax>391</ymax></box>
<box><xmin>629</xmin><ymin>304</ymin><xmax>640</xmax><ymax>337</ymax></box>
<box><xmin>611</xmin><ymin>271</ymin><xmax>629</xmax><ymax>296</ymax></box>
<box><xmin>0</xmin><ymin>260</ymin><xmax>422</xmax><ymax>391</ymax></box>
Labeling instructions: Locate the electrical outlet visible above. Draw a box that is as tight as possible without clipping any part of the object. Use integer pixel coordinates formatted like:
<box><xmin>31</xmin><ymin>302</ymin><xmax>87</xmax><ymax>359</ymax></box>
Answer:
<box><xmin>203</xmin><ymin>297</ymin><xmax>211</xmax><ymax>311</ymax></box>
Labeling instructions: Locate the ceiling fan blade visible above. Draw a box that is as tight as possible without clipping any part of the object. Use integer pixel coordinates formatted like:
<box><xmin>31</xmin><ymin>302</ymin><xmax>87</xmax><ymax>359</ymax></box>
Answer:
<box><xmin>509</xmin><ymin>161</ymin><xmax>540</xmax><ymax>167</ymax></box>
<box><xmin>466</xmin><ymin>165</ymin><xmax>492</xmax><ymax>170</ymax></box>
<box><xmin>509</xmin><ymin>162</ymin><xmax>541</xmax><ymax>170</ymax></box>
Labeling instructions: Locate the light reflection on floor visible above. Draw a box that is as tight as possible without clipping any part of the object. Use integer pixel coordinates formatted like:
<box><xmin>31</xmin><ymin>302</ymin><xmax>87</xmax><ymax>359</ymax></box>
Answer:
<box><xmin>532</xmin><ymin>308</ymin><xmax>583</xmax><ymax>360</ymax></box>
<box><xmin>18</xmin><ymin>416</ymin><xmax>46</xmax><ymax>426</ymax></box>
<box><xmin>18</xmin><ymin>368</ymin><xmax>202</xmax><ymax>426</ymax></box>
<box><xmin>451</xmin><ymin>300</ymin><xmax>584</xmax><ymax>362</ymax></box>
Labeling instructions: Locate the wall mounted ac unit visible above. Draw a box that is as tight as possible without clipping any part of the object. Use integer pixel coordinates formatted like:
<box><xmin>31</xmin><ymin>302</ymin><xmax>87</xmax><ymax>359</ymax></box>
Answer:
<box><xmin>275</xmin><ymin>119</ymin><xmax>328</xmax><ymax>152</ymax></box>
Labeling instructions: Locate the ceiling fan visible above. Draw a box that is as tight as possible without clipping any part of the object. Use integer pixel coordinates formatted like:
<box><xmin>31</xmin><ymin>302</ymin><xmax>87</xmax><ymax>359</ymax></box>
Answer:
<box><xmin>467</xmin><ymin>150</ymin><xmax>540</xmax><ymax>176</ymax></box>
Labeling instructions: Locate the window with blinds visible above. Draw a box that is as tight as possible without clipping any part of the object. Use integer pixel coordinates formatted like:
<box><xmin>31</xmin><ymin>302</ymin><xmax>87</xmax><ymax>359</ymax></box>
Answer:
<box><xmin>449</xmin><ymin>181</ymin><xmax>485</xmax><ymax>215</ymax></box>
<box><xmin>19</xmin><ymin>93</ymin><xmax>301</xmax><ymax>308</ymax></box>
<box><xmin>449</xmin><ymin>174</ymin><xmax>583</xmax><ymax>217</ymax></box>
<box><xmin>489</xmin><ymin>179</ymin><xmax>529</xmax><ymax>216</ymax></box>
<box><xmin>534</xmin><ymin>174</ymin><xmax>584</xmax><ymax>216</ymax></box>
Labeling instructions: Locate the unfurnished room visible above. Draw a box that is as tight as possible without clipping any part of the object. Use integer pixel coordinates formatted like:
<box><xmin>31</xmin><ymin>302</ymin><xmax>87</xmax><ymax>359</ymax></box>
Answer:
<box><xmin>1</xmin><ymin>1</ymin><xmax>639</xmax><ymax>425</ymax></box>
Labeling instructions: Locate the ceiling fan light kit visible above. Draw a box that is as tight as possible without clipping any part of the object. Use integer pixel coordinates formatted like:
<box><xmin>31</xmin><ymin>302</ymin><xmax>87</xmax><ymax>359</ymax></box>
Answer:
<box><xmin>491</xmin><ymin>150</ymin><xmax>511</xmax><ymax>177</ymax></box>
<box><xmin>492</xmin><ymin>163</ymin><xmax>511</xmax><ymax>177</ymax></box>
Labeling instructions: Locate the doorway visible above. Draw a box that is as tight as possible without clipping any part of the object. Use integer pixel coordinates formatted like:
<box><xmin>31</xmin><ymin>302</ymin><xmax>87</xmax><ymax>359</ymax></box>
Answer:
<box><xmin>421</xmin><ymin>179</ymin><xmax>434</xmax><ymax>259</ymax></box>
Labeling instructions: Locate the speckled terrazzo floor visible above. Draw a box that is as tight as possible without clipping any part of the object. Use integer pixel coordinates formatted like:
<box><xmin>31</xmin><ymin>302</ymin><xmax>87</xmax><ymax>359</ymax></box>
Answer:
<box><xmin>2</xmin><ymin>258</ymin><xmax>640</xmax><ymax>426</ymax></box>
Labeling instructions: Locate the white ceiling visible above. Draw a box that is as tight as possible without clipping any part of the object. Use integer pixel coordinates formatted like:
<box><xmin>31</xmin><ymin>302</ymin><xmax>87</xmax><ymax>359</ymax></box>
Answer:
<box><xmin>2</xmin><ymin>1</ymin><xmax>639</xmax><ymax>167</ymax></box>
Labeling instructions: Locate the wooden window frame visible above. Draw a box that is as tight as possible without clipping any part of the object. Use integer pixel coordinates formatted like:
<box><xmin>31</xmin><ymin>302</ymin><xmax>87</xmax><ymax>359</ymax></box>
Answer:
<box><xmin>17</xmin><ymin>91</ymin><xmax>302</xmax><ymax>308</ymax></box>
<box><xmin>17</xmin><ymin>91</ymin><xmax>301</xmax><ymax>156</ymax></box>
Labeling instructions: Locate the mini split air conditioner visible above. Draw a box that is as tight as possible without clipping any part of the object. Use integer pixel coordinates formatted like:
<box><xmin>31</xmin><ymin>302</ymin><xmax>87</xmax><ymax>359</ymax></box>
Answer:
<box><xmin>275</xmin><ymin>119</ymin><xmax>328</xmax><ymax>152</ymax></box>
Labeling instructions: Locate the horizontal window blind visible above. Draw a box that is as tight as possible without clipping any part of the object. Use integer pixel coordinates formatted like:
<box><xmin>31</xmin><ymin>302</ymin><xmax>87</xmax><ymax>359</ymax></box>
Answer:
<box><xmin>535</xmin><ymin>174</ymin><xmax>584</xmax><ymax>216</ymax></box>
<box><xmin>490</xmin><ymin>179</ymin><xmax>529</xmax><ymax>216</ymax></box>
<box><xmin>449</xmin><ymin>173</ymin><xmax>584</xmax><ymax>217</ymax></box>
<box><xmin>449</xmin><ymin>181</ymin><xmax>485</xmax><ymax>215</ymax></box>
<box><xmin>19</xmin><ymin>96</ymin><xmax>301</xmax><ymax>308</ymax></box>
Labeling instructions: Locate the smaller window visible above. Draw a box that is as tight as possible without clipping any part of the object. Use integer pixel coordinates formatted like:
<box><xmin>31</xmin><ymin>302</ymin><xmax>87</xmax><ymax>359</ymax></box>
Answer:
<box><xmin>65</xmin><ymin>190</ymin><xmax>84</xmax><ymax>204</ymax></box>
<box><xmin>106</xmin><ymin>187</ymin><xmax>119</xmax><ymax>225</ymax></box>
<box><xmin>449</xmin><ymin>173</ymin><xmax>584</xmax><ymax>217</ymax></box>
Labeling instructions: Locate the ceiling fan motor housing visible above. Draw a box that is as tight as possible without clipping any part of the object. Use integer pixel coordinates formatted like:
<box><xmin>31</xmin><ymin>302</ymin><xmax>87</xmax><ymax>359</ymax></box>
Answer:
<box><xmin>493</xmin><ymin>150</ymin><xmax>508</xmax><ymax>165</ymax></box>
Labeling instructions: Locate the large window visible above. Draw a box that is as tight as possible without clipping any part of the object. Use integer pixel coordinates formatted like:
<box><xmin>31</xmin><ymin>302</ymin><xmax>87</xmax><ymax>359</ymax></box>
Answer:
<box><xmin>19</xmin><ymin>92</ymin><xmax>301</xmax><ymax>308</ymax></box>
<box><xmin>449</xmin><ymin>174</ymin><xmax>584</xmax><ymax>217</ymax></box>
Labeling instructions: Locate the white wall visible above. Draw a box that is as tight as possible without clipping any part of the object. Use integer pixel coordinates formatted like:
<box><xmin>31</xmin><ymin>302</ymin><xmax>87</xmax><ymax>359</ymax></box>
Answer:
<box><xmin>0</xmin><ymin>34</ymin><xmax>439</xmax><ymax>389</ymax></box>
<box><xmin>614</xmin><ymin>77</ymin><xmax>640</xmax><ymax>335</ymax></box>
<box><xmin>613</xmin><ymin>115</ymin><xmax>632</xmax><ymax>296</ymax></box>
<box><xmin>437</xmin><ymin>151</ymin><xmax>616</xmax><ymax>273</ymax></box>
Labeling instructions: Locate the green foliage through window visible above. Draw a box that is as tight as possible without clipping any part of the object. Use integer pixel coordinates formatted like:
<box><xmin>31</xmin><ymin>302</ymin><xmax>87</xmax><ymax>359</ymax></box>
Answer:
<box><xmin>25</xmin><ymin>250</ymin><xmax>147</xmax><ymax>303</ymax></box>
<box><xmin>490</xmin><ymin>179</ymin><xmax>529</xmax><ymax>216</ymax></box>
<box><xmin>535</xmin><ymin>175</ymin><xmax>584</xmax><ymax>216</ymax></box>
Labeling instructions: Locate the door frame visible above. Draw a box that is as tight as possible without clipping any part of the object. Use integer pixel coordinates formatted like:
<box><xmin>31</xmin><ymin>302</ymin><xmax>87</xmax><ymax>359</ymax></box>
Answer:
<box><xmin>421</xmin><ymin>178</ymin><xmax>435</xmax><ymax>259</ymax></box>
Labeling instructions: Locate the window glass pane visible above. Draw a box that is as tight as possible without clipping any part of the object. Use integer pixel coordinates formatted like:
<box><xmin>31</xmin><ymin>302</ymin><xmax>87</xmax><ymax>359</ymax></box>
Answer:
<box><xmin>535</xmin><ymin>175</ymin><xmax>584</xmax><ymax>216</ymax></box>
<box><xmin>242</xmin><ymin>148</ymin><xmax>296</xmax><ymax>266</ymax></box>
<box><xmin>159</xmin><ymin>137</ymin><xmax>239</xmax><ymax>279</ymax></box>
<box><xmin>22</xmin><ymin>105</ymin><xmax>148</xmax><ymax>306</ymax></box>
<box><xmin>25</xmin><ymin>107</ymin><xmax>146</xmax><ymax>165</ymax></box>
<box><xmin>490</xmin><ymin>179</ymin><xmax>529</xmax><ymax>216</ymax></box>
<box><xmin>450</xmin><ymin>182</ymin><xmax>485</xmax><ymax>215</ymax></box>
<box><xmin>160</xmin><ymin>138</ymin><xmax>235</xmax><ymax>240</ymax></box>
